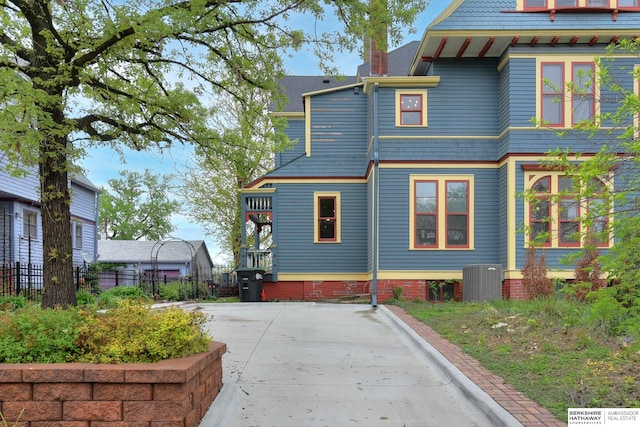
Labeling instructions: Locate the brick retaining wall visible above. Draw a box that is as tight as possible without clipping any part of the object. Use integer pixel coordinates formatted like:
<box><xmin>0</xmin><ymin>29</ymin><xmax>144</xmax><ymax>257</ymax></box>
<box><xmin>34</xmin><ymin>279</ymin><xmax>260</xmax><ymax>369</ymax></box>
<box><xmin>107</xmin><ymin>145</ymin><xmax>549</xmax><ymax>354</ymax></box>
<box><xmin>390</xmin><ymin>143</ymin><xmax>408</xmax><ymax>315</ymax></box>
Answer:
<box><xmin>0</xmin><ymin>341</ymin><xmax>226</xmax><ymax>427</ymax></box>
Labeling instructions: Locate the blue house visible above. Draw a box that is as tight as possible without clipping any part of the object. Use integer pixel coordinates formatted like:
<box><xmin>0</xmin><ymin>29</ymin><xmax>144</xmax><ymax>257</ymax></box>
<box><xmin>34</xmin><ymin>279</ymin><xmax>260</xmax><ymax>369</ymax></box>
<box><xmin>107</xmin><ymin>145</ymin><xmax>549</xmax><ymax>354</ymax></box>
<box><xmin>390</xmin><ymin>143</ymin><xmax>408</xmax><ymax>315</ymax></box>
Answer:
<box><xmin>240</xmin><ymin>0</ymin><xmax>640</xmax><ymax>302</ymax></box>
<box><xmin>1</xmin><ymin>158</ymin><xmax>100</xmax><ymax>293</ymax></box>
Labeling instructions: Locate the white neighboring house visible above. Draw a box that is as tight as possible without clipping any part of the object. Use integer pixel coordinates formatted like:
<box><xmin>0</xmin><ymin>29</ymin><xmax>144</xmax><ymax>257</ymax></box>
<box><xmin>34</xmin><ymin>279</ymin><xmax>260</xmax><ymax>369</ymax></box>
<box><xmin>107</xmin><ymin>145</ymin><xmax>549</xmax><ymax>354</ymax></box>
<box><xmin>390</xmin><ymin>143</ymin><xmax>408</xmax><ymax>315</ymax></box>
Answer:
<box><xmin>97</xmin><ymin>240</ymin><xmax>215</xmax><ymax>285</ymax></box>
<box><xmin>0</xmin><ymin>158</ymin><xmax>100</xmax><ymax>268</ymax></box>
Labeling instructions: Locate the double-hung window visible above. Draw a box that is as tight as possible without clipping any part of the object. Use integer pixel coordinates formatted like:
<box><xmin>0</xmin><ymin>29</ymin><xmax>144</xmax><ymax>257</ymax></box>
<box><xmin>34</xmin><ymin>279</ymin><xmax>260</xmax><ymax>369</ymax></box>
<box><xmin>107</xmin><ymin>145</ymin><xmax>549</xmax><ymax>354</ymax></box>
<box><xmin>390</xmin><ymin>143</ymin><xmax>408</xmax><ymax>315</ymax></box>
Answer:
<box><xmin>525</xmin><ymin>0</ymin><xmax>547</xmax><ymax>7</ymax></box>
<box><xmin>23</xmin><ymin>210</ymin><xmax>38</xmax><ymax>239</ymax></box>
<box><xmin>396</xmin><ymin>90</ymin><xmax>428</xmax><ymax>127</ymax></box>
<box><xmin>572</xmin><ymin>63</ymin><xmax>595</xmax><ymax>125</ymax></box>
<box><xmin>558</xmin><ymin>177</ymin><xmax>581</xmax><ymax>246</ymax></box>
<box><xmin>410</xmin><ymin>175</ymin><xmax>473</xmax><ymax>250</ymax></box>
<box><xmin>73</xmin><ymin>221</ymin><xmax>83</xmax><ymax>249</ymax></box>
<box><xmin>540</xmin><ymin>59</ymin><xmax>596</xmax><ymax>128</ymax></box>
<box><xmin>541</xmin><ymin>63</ymin><xmax>565</xmax><ymax>126</ymax></box>
<box><xmin>415</xmin><ymin>181</ymin><xmax>438</xmax><ymax>247</ymax></box>
<box><xmin>314</xmin><ymin>192</ymin><xmax>341</xmax><ymax>243</ymax></box>
<box><xmin>524</xmin><ymin>1</ymin><xmax>637</xmax><ymax>10</ymax></box>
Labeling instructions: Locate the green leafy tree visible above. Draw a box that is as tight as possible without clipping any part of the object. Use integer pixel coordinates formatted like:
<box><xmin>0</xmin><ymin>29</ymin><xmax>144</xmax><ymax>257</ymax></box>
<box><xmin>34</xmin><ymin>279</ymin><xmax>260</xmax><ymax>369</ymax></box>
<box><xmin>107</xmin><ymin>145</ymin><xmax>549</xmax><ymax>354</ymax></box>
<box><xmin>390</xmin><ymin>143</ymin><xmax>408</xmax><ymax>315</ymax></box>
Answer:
<box><xmin>180</xmin><ymin>88</ymin><xmax>287</xmax><ymax>266</ymax></box>
<box><xmin>0</xmin><ymin>0</ymin><xmax>426</xmax><ymax>307</ymax></box>
<box><xmin>535</xmin><ymin>39</ymin><xmax>640</xmax><ymax>336</ymax></box>
<box><xmin>100</xmin><ymin>169</ymin><xmax>179</xmax><ymax>241</ymax></box>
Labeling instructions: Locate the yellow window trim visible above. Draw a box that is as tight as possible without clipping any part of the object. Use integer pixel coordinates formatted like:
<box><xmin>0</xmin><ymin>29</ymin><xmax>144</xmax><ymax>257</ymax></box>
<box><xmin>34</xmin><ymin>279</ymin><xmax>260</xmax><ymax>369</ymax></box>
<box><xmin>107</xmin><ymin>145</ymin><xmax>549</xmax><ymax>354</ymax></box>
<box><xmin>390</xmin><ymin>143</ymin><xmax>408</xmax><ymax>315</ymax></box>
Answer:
<box><xmin>517</xmin><ymin>1</ymin><xmax>628</xmax><ymax>9</ymax></box>
<box><xmin>536</xmin><ymin>56</ymin><xmax>601</xmax><ymax>128</ymax></box>
<box><xmin>395</xmin><ymin>89</ymin><xmax>428</xmax><ymax>128</ymax></box>
<box><xmin>313</xmin><ymin>191</ymin><xmax>341</xmax><ymax>243</ymax></box>
<box><xmin>409</xmin><ymin>174</ymin><xmax>475</xmax><ymax>250</ymax></box>
<box><xmin>523</xmin><ymin>171</ymin><xmax>614</xmax><ymax>248</ymax></box>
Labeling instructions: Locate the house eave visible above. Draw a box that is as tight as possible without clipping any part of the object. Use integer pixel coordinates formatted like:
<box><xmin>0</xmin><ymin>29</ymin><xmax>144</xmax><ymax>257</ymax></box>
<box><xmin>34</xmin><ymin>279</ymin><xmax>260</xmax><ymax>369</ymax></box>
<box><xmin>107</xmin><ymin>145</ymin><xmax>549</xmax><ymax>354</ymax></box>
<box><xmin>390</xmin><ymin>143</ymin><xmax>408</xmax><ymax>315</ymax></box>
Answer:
<box><xmin>363</xmin><ymin>76</ymin><xmax>440</xmax><ymax>93</ymax></box>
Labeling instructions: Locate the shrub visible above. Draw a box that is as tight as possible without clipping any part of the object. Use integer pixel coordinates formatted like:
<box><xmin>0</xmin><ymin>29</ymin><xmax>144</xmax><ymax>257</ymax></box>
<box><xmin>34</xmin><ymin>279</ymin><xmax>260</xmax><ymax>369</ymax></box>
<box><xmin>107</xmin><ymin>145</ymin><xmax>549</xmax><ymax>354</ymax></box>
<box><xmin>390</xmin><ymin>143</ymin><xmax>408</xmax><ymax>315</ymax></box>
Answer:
<box><xmin>0</xmin><ymin>303</ymin><xmax>211</xmax><ymax>364</ymax></box>
<box><xmin>568</xmin><ymin>245</ymin><xmax>607</xmax><ymax>301</ymax></box>
<box><xmin>0</xmin><ymin>296</ymin><xmax>28</xmax><ymax>312</ymax></box>
<box><xmin>76</xmin><ymin>289</ymin><xmax>96</xmax><ymax>307</ymax></box>
<box><xmin>159</xmin><ymin>282</ymin><xmax>183</xmax><ymax>301</ymax></box>
<box><xmin>0</xmin><ymin>306</ymin><xmax>86</xmax><ymax>363</ymax></box>
<box><xmin>391</xmin><ymin>286</ymin><xmax>404</xmax><ymax>301</ymax></box>
<box><xmin>95</xmin><ymin>285</ymin><xmax>149</xmax><ymax>308</ymax></box>
<box><xmin>76</xmin><ymin>301</ymin><xmax>211</xmax><ymax>363</ymax></box>
<box><xmin>521</xmin><ymin>247</ymin><xmax>553</xmax><ymax>299</ymax></box>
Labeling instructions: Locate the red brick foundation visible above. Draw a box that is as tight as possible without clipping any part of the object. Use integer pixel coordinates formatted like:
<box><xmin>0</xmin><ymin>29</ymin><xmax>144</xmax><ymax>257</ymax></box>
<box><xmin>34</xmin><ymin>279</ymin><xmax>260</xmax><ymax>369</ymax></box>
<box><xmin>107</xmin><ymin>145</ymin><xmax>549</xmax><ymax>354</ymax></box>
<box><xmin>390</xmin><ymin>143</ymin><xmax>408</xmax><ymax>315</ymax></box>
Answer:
<box><xmin>263</xmin><ymin>280</ymin><xmax>369</xmax><ymax>301</ymax></box>
<box><xmin>263</xmin><ymin>279</ymin><xmax>530</xmax><ymax>302</ymax></box>
<box><xmin>502</xmin><ymin>278</ymin><xmax>528</xmax><ymax>300</ymax></box>
<box><xmin>0</xmin><ymin>341</ymin><xmax>226</xmax><ymax>427</ymax></box>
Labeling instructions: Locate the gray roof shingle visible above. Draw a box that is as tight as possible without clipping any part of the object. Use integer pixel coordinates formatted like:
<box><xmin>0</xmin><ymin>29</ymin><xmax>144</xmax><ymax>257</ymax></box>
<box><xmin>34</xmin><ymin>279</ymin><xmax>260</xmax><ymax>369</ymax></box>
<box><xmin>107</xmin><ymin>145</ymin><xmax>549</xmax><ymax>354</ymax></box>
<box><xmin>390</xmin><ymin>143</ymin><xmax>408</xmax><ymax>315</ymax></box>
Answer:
<box><xmin>278</xmin><ymin>76</ymin><xmax>358</xmax><ymax>113</ymax></box>
<box><xmin>98</xmin><ymin>240</ymin><xmax>209</xmax><ymax>263</ymax></box>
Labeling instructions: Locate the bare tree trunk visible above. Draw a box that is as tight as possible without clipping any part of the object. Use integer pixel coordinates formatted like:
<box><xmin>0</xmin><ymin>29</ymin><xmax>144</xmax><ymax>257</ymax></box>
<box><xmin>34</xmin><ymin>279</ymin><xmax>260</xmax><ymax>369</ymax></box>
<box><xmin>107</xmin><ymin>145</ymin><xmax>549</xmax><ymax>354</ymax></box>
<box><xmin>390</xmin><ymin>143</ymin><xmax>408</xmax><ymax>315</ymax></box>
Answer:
<box><xmin>28</xmin><ymin>2</ymin><xmax>76</xmax><ymax>308</ymax></box>
<box><xmin>39</xmin><ymin>135</ymin><xmax>76</xmax><ymax>308</ymax></box>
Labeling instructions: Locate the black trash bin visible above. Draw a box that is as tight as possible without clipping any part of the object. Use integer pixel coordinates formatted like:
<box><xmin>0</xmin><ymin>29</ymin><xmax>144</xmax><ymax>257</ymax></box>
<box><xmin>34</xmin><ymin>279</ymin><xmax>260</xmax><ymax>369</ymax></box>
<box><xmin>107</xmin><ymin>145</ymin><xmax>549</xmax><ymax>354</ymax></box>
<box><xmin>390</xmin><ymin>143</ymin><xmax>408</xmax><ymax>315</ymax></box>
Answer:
<box><xmin>237</xmin><ymin>268</ymin><xmax>265</xmax><ymax>302</ymax></box>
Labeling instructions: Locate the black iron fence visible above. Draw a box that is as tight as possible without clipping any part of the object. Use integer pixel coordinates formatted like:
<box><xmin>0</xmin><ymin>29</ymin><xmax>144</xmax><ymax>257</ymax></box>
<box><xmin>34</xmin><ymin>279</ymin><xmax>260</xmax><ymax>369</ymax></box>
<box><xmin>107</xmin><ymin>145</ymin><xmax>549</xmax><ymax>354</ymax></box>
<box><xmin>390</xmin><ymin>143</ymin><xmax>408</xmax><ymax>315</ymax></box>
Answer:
<box><xmin>0</xmin><ymin>262</ymin><xmax>225</xmax><ymax>302</ymax></box>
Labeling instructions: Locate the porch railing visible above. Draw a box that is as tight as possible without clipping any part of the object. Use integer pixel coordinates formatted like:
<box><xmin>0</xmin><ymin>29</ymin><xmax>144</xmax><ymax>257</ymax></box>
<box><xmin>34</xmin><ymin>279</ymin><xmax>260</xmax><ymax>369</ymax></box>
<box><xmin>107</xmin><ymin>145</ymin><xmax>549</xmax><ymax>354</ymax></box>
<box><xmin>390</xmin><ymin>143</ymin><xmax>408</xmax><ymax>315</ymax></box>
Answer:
<box><xmin>246</xmin><ymin>249</ymin><xmax>272</xmax><ymax>271</ymax></box>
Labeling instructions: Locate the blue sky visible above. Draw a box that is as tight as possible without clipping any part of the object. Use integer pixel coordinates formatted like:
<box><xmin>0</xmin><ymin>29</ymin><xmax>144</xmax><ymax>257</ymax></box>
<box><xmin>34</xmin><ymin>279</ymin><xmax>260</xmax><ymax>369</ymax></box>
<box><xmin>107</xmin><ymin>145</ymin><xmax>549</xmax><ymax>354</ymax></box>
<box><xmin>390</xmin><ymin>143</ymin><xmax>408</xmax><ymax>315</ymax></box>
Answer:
<box><xmin>80</xmin><ymin>1</ymin><xmax>453</xmax><ymax>263</ymax></box>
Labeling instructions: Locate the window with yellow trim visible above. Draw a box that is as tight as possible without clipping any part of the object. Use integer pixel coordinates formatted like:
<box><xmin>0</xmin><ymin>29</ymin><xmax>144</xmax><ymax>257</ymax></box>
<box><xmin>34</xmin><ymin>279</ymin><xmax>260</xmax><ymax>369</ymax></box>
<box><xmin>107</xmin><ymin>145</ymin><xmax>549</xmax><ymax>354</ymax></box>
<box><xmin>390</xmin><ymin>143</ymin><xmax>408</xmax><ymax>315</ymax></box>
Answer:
<box><xmin>525</xmin><ymin>172</ymin><xmax>611</xmax><ymax>248</ymax></box>
<box><xmin>521</xmin><ymin>0</ymin><xmax>637</xmax><ymax>10</ymax></box>
<box><xmin>314</xmin><ymin>192</ymin><xmax>341</xmax><ymax>243</ymax></box>
<box><xmin>410</xmin><ymin>175</ymin><xmax>474</xmax><ymax>250</ymax></box>
<box><xmin>396</xmin><ymin>90</ymin><xmax>428</xmax><ymax>127</ymax></box>
<box><xmin>539</xmin><ymin>60</ymin><xmax>597</xmax><ymax>128</ymax></box>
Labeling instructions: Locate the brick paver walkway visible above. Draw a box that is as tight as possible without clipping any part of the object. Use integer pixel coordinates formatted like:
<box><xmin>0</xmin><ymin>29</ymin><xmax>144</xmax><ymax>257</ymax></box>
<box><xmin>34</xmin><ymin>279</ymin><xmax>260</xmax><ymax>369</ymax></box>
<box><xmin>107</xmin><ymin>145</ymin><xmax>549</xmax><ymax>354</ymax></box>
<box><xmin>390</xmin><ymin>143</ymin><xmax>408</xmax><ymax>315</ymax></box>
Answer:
<box><xmin>386</xmin><ymin>305</ymin><xmax>567</xmax><ymax>427</ymax></box>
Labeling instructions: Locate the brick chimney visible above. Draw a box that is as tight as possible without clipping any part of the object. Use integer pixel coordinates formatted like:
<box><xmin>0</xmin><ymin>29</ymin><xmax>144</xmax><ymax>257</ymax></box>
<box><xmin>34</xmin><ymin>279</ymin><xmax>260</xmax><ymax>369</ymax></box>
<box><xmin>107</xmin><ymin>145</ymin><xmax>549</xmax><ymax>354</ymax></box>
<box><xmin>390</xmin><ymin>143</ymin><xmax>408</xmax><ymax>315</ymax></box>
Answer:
<box><xmin>369</xmin><ymin>39</ymin><xmax>388</xmax><ymax>76</ymax></box>
<box><xmin>367</xmin><ymin>0</ymin><xmax>388</xmax><ymax>76</ymax></box>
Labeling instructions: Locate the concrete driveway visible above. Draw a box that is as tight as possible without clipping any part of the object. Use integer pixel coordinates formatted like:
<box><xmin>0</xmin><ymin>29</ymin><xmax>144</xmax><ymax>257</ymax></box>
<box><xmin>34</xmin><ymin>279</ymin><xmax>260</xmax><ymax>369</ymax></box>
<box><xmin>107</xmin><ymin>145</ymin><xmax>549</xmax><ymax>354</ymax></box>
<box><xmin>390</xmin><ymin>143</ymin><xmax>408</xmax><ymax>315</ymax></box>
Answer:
<box><xmin>187</xmin><ymin>302</ymin><xmax>521</xmax><ymax>427</ymax></box>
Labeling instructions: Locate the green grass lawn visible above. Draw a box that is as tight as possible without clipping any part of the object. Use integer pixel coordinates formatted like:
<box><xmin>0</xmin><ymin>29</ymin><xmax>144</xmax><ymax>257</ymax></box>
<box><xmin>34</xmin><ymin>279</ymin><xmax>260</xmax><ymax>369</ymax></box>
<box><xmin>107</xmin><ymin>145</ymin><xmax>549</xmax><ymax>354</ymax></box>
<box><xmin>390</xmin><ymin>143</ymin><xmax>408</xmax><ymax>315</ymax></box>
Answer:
<box><xmin>394</xmin><ymin>298</ymin><xmax>640</xmax><ymax>422</ymax></box>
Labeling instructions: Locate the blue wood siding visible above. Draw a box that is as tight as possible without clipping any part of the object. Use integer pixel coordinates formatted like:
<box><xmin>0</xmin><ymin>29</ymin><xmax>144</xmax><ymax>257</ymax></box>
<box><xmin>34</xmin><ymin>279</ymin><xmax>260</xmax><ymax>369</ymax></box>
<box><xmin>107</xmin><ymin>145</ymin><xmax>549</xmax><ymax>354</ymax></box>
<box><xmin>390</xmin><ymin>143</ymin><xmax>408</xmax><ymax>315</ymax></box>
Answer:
<box><xmin>70</xmin><ymin>183</ymin><xmax>97</xmax><ymax>265</ymax></box>
<box><xmin>377</xmin><ymin>167</ymin><xmax>500</xmax><ymax>272</ymax></box>
<box><xmin>377</xmin><ymin>59</ymin><xmax>500</xmax><ymax>138</ymax></box>
<box><xmin>503</xmin><ymin>56</ymin><xmax>536</xmax><ymax>129</ymax></box>
<box><xmin>1</xmin><ymin>160</ymin><xmax>98</xmax><ymax>266</ymax></box>
<box><xmin>498</xmin><ymin>164</ymin><xmax>509</xmax><ymax>269</ymax></box>
<box><xmin>274</xmin><ymin>183</ymin><xmax>368</xmax><ymax>273</ymax></box>
<box><xmin>0</xmin><ymin>159</ymin><xmax>39</xmax><ymax>202</ymax></box>
<box><xmin>276</xmin><ymin>119</ymin><xmax>305</xmax><ymax>167</ymax></box>
<box><xmin>498</xmin><ymin>60</ymin><xmax>511</xmax><ymax>134</ymax></box>
<box><xmin>15</xmin><ymin>202</ymin><xmax>45</xmax><ymax>265</ymax></box>
<box><xmin>379</xmin><ymin>138</ymin><xmax>498</xmax><ymax>161</ymax></box>
<box><xmin>70</xmin><ymin>183</ymin><xmax>96</xmax><ymax>222</ymax></box>
<box><xmin>309</xmin><ymin>88</ymin><xmax>368</xmax><ymax>157</ymax></box>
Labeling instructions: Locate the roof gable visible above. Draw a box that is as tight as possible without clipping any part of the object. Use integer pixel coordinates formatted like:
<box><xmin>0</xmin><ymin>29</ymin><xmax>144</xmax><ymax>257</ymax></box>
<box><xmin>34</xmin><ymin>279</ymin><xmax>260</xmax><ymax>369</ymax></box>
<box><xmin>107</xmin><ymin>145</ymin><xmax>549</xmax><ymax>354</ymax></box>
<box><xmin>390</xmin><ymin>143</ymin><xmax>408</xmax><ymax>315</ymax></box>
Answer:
<box><xmin>411</xmin><ymin>0</ymin><xmax>640</xmax><ymax>75</ymax></box>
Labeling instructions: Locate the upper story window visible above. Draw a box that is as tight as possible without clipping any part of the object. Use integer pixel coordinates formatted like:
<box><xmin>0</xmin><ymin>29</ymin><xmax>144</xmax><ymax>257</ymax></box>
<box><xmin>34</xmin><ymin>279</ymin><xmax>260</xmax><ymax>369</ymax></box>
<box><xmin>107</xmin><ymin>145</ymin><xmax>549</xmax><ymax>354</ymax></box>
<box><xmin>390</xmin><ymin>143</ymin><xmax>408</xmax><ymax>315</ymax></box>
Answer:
<box><xmin>73</xmin><ymin>221</ymin><xmax>83</xmax><ymax>249</ymax></box>
<box><xmin>542</xmin><ymin>63</ymin><xmax>565</xmax><ymax>126</ymax></box>
<box><xmin>525</xmin><ymin>0</ymin><xmax>548</xmax><ymax>7</ymax></box>
<box><xmin>572</xmin><ymin>63</ymin><xmax>596</xmax><ymax>126</ymax></box>
<box><xmin>314</xmin><ymin>192</ymin><xmax>341</xmax><ymax>243</ymax></box>
<box><xmin>523</xmin><ymin>0</ymin><xmax>637</xmax><ymax>10</ymax></box>
<box><xmin>410</xmin><ymin>175</ymin><xmax>474</xmax><ymax>250</ymax></box>
<box><xmin>539</xmin><ymin>60</ymin><xmax>597</xmax><ymax>128</ymax></box>
<box><xmin>396</xmin><ymin>90</ymin><xmax>428</xmax><ymax>127</ymax></box>
<box><xmin>23</xmin><ymin>210</ymin><xmax>38</xmax><ymax>239</ymax></box>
